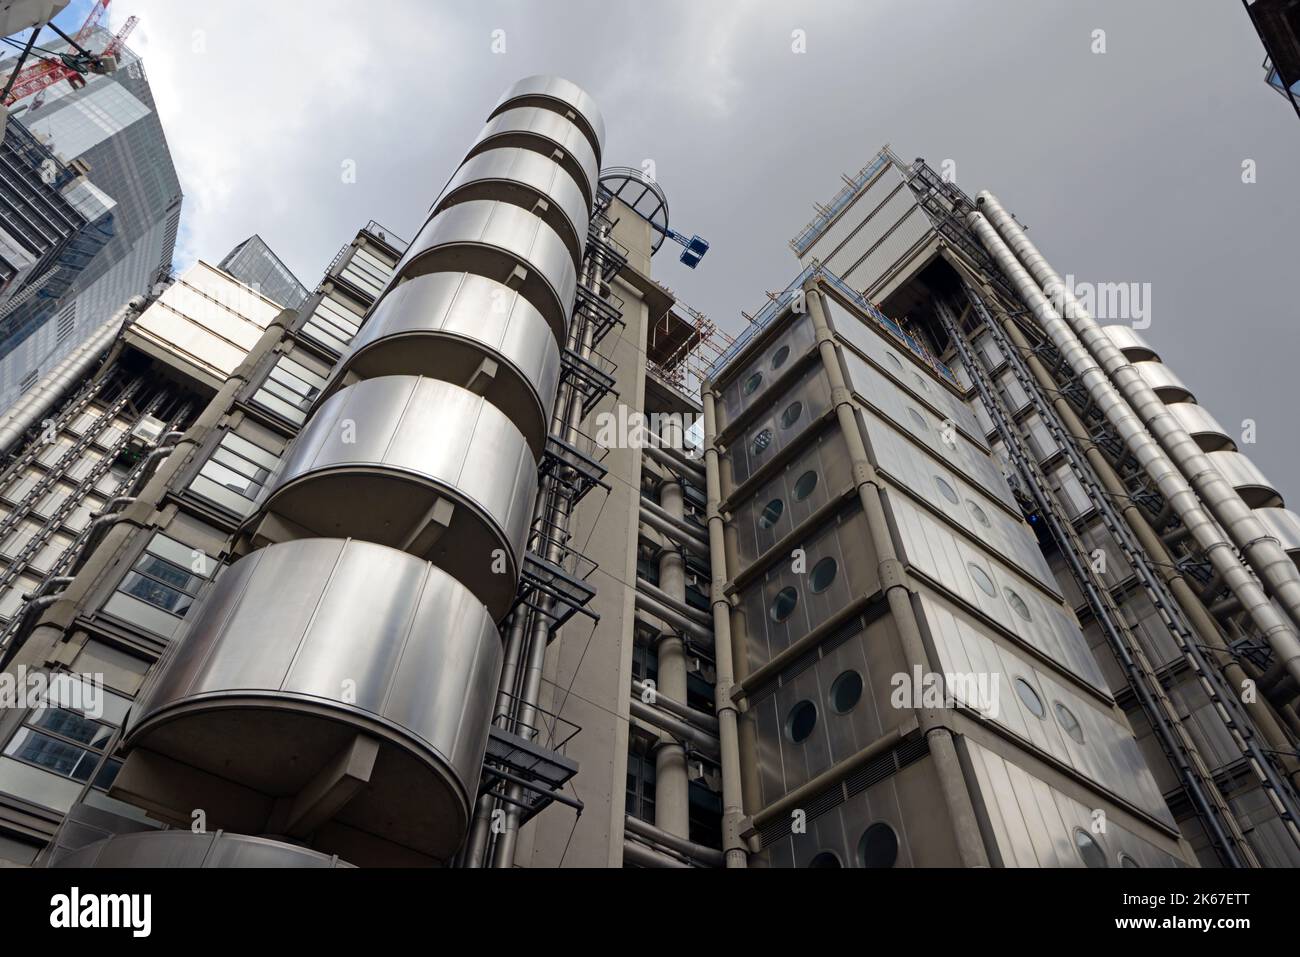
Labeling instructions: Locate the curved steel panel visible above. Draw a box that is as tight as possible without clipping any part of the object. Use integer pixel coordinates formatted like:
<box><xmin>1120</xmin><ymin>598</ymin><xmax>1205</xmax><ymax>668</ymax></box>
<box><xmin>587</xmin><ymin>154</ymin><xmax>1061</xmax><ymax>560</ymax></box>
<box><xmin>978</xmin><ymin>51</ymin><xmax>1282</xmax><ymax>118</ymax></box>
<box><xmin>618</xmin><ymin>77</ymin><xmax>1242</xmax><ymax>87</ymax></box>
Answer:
<box><xmin>389</xmin><ymin>199</ymin><xmax>575</xmax><ymax>343</ymax></box>
<box><xmin>259</xmin><ymin>376</ymin><xmax>537</xmax><ymax>616</ymax></box>
<box><xmin>1207</xmin><ymin>450</ymin><xmax>1283</xmax><ymax>508</ymax></box>
<box><xmin>53</xmin><ymin>830</ymin><xmax>356</xmax><ymax>868</ymax></box>
<box><xmin>1132</xmin><ymin>360</ymin><xmax>1194</xmax><ymax>404</ymax></box>
<box><xmin>491</xmin><ymin>74</ymin><xmax>605</xmax><ymax>160</ymax></box>
<box><xmin>1099</xmin><ymin>324</ymin><xmax>1160</xmax><ymax>362</ymax></box>
<box><xmin>329</xmin><ymin>272</ymin><xmax>560</xmax><ymax>458</ymax></box>
<box><xmin>126</xmin><ymin>538</ymin><xmax>503</xmax><ymax>861</ymax></box>
<box><xmin>435</xmin><ymin>147</ymin><xmax>589</xmax><ymax>267</ymax></box>
<box><xmin>1165</xmin><ymin>401</ymin><xmax>1235</xmax><ymax>453</ymax></box>
<box><xmin>1256</xmin><ymin>507</ymin><xmax>1300</xmax><ymax>564</ymax></box>
<box><xmin>468</xmin><ymin>106</ymin><xmax>598</xmax><ymax>207</ymax></box>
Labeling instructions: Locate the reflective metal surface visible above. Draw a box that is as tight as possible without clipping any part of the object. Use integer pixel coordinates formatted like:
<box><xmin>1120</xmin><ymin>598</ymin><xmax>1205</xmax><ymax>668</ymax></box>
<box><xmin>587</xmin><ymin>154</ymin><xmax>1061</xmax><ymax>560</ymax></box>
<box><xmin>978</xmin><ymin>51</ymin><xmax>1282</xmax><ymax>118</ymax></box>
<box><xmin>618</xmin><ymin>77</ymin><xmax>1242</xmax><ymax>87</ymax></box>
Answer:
<box><xmin>1257</xmin><ymin>507</ymin><xmax>1300</xmax><ymax>565</ymax></box>
<box><xmin>435</xmin><ymin>147</ymin><xmax>589</xmax><ymax>267</ymax></box>
<box><xmin>125</xmin><ymin>538</ymin><xmax>503</xmax><ymax>862</ymax></box>
<box><xmin>491</xmin><ymin>74</ymin><xmax>606</xmax><ymax>160</ymax></box>
<box><xmin>259</xmin><ymin>376</ymin><xmax>537</xmax><ymax>616</ymax></box>
<box><xmin>52</xmin><ymin>830</ymin><xmax>356</xmax><ymax>868</ymax></box>
<box><xmin>1207</xmin><ymin>450</ymin><xmax>1284</xmax><ymax>508</ymax></box>
<box><xmin>1165</xmin><ymin>401</ymin><xmax>1235</xmax><ymax>453</ymax></box>
<box><xmin>468</xmin><ymin>106</ymin><xmax>599</xmax><ymax>206</ymax></box>
<box><xmin>964</xmin><ymin>739</ymin><xmax>1184</xmax><ymax>867</ymax></box>
<box><xmin>1132</xmin><ymin>360</ymin><xmax>1195</xmax><ymax>404</ymax></box>
<box><xmin>390</xmin><ymin>199</ymin><xmax>576</xmax><ymax>342</ymax></box>
<box><xmin>329</xmin><ymin>272</ymin><xmax>560</xmax><ymax>457</ymax></box>
<box><xmin>727</xmin><ymin>365</ymin><xmax>833</xmax><ymax>488</ymax></box>
<box><xmin>1099</xmin><ymin>324</ymin><xmax>1160</xmax><ymax>362</ymax></box>
<box><xmin>716</xmin><ymin>310</ymin><xmax>818</xmax><ymax>433</ymax></box>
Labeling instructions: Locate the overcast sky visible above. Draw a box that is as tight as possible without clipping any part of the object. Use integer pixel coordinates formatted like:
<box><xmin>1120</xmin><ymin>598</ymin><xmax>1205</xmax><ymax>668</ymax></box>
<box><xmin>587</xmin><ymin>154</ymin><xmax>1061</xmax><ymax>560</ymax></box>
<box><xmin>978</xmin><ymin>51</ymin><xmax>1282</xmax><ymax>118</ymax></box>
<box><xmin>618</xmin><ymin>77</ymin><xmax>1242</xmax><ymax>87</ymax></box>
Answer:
<box><xmin>65</xmin><ymin>0</ymin><xmax>1300</xmax><ymax>485</ymax></box>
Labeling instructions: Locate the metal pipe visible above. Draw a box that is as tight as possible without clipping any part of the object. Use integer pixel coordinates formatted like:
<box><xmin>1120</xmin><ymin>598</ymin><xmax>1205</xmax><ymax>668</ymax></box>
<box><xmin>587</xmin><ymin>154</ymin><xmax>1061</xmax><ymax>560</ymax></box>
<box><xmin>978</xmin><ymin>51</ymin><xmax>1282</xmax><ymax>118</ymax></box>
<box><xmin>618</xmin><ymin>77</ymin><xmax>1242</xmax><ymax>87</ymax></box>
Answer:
<box><xmin>632</xmin><ymin>588</ymin><xmax>713</xmax><ymax>644</ymax></box>
<box><xmin>639</xmin><ymin>497</ymin><xmax>709</xmax><ymax>552</ymax></box>
<box><xmin>632</xmin><ymin>678</ymin><xmax>719</xmax><ymax>733</ymax></box>
<box><xmin>622</xmin><ymin>837</ymin><xmax>692</xmax><ymax>868</ymax></box>
<box><xmin>629</xmin><ymin>697</ymin><xmax>719</xmax><ymax>757</ymax></box>
<box><xmin>642</xmin><ymin>441</ymin><xmax>705</xmax><ymax>483</ymax></box>
<box><xmin>0</xmin><ymin>300</ymin><xmax>139</xmax><ymax>456</ymax></box>
<box><xmin>653</xmin><ymin>462</ymin><xmax>691</xmax><ymax>838</ymax></box>
<box><xmin>702</xmin><ymin>390</ymin><xmax>749</xmax><ymax>867</ymax></box>
<box><xmin>977</xmin><ymin>188</ymin><xmax>1300</xmax><ymax>681</ymax></box>
<box><xmin>967</xmin><ymin>206</ymin><xmax>1300</xmax><ymax>689</ymax></box>
<box><xmin>624</xmin><ymin>814</ymin><xmax>723</xmax><ymax>867</ymax></box>
<box><xmin>635</xmin><ymin>576</ymin><xmax>711</xmax><ymax>628</ymax></box>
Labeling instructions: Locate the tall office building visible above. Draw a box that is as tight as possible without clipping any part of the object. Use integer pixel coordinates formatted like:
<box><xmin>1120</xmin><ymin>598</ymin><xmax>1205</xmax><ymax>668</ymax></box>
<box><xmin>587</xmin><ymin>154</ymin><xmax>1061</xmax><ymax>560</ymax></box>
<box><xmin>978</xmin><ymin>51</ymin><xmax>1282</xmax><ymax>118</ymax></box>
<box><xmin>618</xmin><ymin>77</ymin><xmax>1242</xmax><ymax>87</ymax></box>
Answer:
<box><xmin>0</xmin><ymin>77</ymin><xmax>1297</xmax><ymax>869</ymax></box>
<box><xmin>218</xmin><ymin>235</ymin><xmax>309</xmax><ymax>313</ymax></box>
<box><xmin>1246</xmin><ymin>0</ymin><xmax>1300</xmax><ymax>118</ymax></box>
<box><xmin>0</xmin><ymin>24</ymin><xmax>181</xmax><ymax>414</ymax></box>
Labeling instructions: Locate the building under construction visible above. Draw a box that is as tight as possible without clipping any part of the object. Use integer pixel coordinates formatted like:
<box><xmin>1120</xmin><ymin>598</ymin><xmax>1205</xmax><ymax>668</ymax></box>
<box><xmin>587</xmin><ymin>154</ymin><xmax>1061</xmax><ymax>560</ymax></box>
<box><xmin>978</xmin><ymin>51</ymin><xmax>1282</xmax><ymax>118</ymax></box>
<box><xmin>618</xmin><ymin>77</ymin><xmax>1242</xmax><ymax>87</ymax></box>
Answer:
<box><xmin>0</xmin><ymin>77</ymin><xmax>1296</xmax><ymax>869</ymax></box>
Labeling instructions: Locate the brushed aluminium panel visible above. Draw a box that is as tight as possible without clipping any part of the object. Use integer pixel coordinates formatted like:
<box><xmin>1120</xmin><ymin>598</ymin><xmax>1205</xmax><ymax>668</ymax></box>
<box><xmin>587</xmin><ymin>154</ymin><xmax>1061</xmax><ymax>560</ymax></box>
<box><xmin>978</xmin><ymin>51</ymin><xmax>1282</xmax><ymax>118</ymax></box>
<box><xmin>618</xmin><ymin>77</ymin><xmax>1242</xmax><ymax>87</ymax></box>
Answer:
<box><xmin>388</xmin><ymin>199</ymin><xmax>576</xmax><ymax>344</ymax></box>
<box><xmin>332</xmin><ymin>271</ymin><xmax>560</xmax><ymax>458</ymax></box>
<box><xmin>1099</xmin><ymin>324</ymin><xmax>1160</xmax><ymax>362</ymax></box>
<box><xmin>1132</xmin><ymin>360</ymin><xmax>1194</xmax><ymax>404</ymax></box>
<box><xmin>52</xmin><ymin>830</ymin><xmax>356</xmax><ymax>868</ymax></box>
<box><xmin>716</xmin><ymin>310</ymin><xmax>817</xmax><ymax>433</ymax></box>
<box><xmin>1165</xmin><ymin>402</ymin><xmax>1235</xmax><ymax>453</ymax></box>
<box><xmin>1207</xmin><ymin>450</ymin><xmax>1283</xmax><ymax>508</ymax></box>
<box><xmin>726</xmin><ymin>365</ymin><xmax>833</xmax><ymax>488</ymax></box>
<box><xmin>492</xmin><ymin>75</ymin><xmax>606</xmax><ymax>159</ymax></box>
<box><xmin>964</xmin><ymin>739</ymin><xmax>1184</xmax><ymax>867</ymax></box>
<box><xmin>469</xmin><ymin>106</ymin><xmax>599</xmax><ymax>206</ymax></box>
<box><xmin>126</xmin><ymin>538</ymin><xmax>502</xmax><ymax>860</ymax></box>
<box><xmin>889</xmin><ymin>493</ymin><xmax>1107</xmax><ymax>690</ymax></box>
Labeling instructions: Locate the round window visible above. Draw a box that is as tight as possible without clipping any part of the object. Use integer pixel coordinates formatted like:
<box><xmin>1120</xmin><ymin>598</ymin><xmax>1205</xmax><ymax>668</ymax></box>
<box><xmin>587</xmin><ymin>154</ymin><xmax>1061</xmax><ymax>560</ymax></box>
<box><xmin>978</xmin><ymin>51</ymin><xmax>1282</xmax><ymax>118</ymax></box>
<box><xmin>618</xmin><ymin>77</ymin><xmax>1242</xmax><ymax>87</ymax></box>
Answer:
<box><xmin>935</xmin><ymin>475</ymin><xmax>959</xmax><ymax>504</ymax></box>
<box><xmin>966</xmin><ymin>499</ymin><xmax>991</xmax><ymax>527</ymax></box>
<box><xmin>793</xmin><ymin>470</ymin><xmax>819</xmax><ymax>502</ymax></box>
<box><xmin>810</xmin><ymin>556</ymin><xmax>838</xmax><ymax>593</ymax></box>
<box><xmin>751</xmin><ymin>428</ymin><xmax>773</xmax><ymax>456</ymax></box>
<box><xmin>1118</xmin><ymin>853</ymin><xmax>1140</xmax><ymax>869</ymax></box>
<box><xmin>771</xmin><ymin>345</ymin><xmax>790</xmax><ymax>370</ymax></box>
<box><xmin>1014</xmin><ymin>676</ymin><xmax>1046</xmax><ymax>719</ymax></box>
<box><xmin>758</xmin><ymin>498</ymin><xmax>784</xmax><ymax>530</ymax></box>
<box><xmin>770</xmin><ymin>586</ymin><xmax>798</xmax><ymax>623</ymax></box>
<box><xmin>781</xmin><ymin>401</ymin><xmax>803</xmax><ymax>429</ymax></box>
<box><xmin>743</xmin><ymin>372</ymin><xmax>762</xmax><ymax>396</ymax></box>
<box><xmin>1006</xmin><ymin>587</ymin><xmax>1033</xmax><ymax>622</ymax></box>
<box><xmin>884</xmin><ymin>353</ymin><xmax>903</xmax><ymax>373</ymax></box>
<box><xmin>785</xmin><ymin>700</ymin><xmax>817</xmax><ymax>743</ymax></box>
<box><xmin>858</xmin><ymin>823</ymin><xmax>899</xmax><ymax>868</ymax></box>
<box><xmin>1073</xmin><ymin>828</ymin><xmax>1107</xmax><ymax>869</ymax></box>
<box><xmin>912</xmin><ymin>372</ymin><xmax>929</xmax><ymax>393</ymax></box>
<box><xmin>967</xmin><ymin>561</ymin><xmax>997</xmax><ymax>597</ymax></box>
<box><xmin>1055</xmin><ymin>701</ymin><xmax>1085</xmax><ymax>744</ymax></box>
<box><xmin>908</xmin><ymin>408</ymin><xmax>928</xmax><ymax>432</ymax></box>
<box><xmin>808</xmin><ymin>851</ymin><xmax>841</xmax><ymax>868</ymax></box>
<box><xmin>830</xmin><ymin>670</ymin><xmax>863</xmax><ymax>714</ymax></box>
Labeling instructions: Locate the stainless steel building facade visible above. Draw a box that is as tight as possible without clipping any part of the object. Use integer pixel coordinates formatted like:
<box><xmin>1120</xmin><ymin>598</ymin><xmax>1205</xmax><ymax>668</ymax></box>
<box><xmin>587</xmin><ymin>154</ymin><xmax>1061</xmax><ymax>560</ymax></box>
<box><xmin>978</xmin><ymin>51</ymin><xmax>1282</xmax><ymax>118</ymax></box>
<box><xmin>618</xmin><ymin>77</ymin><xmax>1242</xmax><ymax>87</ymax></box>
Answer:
<box><xmin>0</xmin><ymin>78</ymin><xmax>1296</xmax><ymax>869</ymax></box>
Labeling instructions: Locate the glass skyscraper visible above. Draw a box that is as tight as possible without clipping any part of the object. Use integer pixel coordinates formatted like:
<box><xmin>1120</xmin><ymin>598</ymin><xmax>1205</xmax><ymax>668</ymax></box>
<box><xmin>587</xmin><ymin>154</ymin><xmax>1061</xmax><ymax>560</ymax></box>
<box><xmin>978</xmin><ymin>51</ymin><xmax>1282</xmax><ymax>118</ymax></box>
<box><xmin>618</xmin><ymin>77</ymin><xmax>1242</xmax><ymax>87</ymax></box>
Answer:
<box><xmin>217</xmin><ymin>235</ymin><xmax>309</xmax><ymax>311</ymax></box>
<box><xmin>0</xmin><ymin>24</ymin><xmax>181</xmax><ymax>411</ymax></box>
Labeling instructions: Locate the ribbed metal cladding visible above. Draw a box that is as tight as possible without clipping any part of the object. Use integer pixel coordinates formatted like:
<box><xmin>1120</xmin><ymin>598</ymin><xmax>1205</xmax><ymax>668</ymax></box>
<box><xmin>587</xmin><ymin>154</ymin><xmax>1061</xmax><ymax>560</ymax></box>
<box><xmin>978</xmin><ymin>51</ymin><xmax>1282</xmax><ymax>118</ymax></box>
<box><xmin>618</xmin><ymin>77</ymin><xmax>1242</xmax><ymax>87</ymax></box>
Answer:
<box><xmin>1100</xmin><ymin>324</ymin><xmax>1160</xmax><ymax>363</ymax></box>
<box><xmin>113</xmin><ymin>77</ymin><xmax>602</xmax><ymax>866</ymax></box>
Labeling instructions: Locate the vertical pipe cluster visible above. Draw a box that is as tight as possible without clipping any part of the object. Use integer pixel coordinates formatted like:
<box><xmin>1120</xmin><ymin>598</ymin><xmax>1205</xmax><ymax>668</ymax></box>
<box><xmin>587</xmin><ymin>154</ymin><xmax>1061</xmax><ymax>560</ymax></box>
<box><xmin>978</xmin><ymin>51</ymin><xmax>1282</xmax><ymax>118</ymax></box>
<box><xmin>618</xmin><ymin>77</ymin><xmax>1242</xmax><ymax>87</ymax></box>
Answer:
<box><xmin>967</xmin><ymin>197</ymin><xmax>1300</xmax><ymax>689</ymax></box>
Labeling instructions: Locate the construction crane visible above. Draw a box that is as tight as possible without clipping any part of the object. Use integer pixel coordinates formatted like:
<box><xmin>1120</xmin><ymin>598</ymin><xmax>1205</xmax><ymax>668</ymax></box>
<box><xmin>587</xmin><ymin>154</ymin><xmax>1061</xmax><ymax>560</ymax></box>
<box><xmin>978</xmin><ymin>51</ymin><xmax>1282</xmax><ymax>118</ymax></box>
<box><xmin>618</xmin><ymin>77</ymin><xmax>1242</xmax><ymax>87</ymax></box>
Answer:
<box><xmin>1</xmin><ymin>0</ymin><xmax>136</xmax><ymax>107</ymax></box>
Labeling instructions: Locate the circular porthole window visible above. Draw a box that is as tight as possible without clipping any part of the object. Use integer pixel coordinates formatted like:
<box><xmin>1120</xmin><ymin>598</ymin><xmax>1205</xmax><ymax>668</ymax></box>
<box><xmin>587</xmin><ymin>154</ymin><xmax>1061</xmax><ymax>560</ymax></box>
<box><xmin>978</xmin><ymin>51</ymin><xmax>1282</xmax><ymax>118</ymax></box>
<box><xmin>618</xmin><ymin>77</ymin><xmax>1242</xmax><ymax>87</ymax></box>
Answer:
<box><xmin>781</xmin><ymin>401</ymin><xmax>803</xmax><ymax>429</ymax></box>
<box><xmin>884</xmin><ymin>353</ymin><xmax>903</xmax><ymax>373</ymax></box>
<box><xmin>770</xmin><ymin>586</ymin><xmax>798</xmax><ymax>623</ymax></box>
<box><xmin>967</xmin><ymin>561</ymin><xmax>997</xmax><ymax>597</ymax></box>
<box><xmin>810</xmin><ymin>556</ymin><xmax>838</xmax><ymax>593</ymax></box>
<box><xmin>966</xmin><ymin>499</ymin><xmax>991</xmax><ymax>527</ymax></box>
<box><xmin>759</xmin><ymin>498</ymin><xmax>784</xmax><ymax>530</ymax></box>
<box><xmin>908</xmin><ymin>408</ymin><xmax>929</xmax><ymax>432</ymax></box>
<box><xmin>771</xmin><ymin>345</ymin><xmax>790</xmax><ymax>370</ymax></box>
<box><xmin>785</xmin><ymin>700</ymin><xmax>817</xmax><ymax>743</ymax></box>
<box><xmin>751</xmin><ymin>428</ymin><xmax>773</xmax><ymax>456</ymax></box>
<box><xmin>1073</xmin><ymin>828</ymin><xmax>1107</xmax><ymax>869</ymax></box>
<box><xmin>793</xmin><ymin>470</ymin><xmax>819</xmax><ymax>501</ymax></box>
<box><xmin>912</xmin><ymin>372</ymin><xmax>929</xmax><ymax>393</ymax></box>
<box><xmin>808</xmin><ymin>851</ymin><xmax>842</xmax><ymax>868</ymax></box>
<box><xmin>1006</xmin><ymin>587</ymin><xmax>1033</xmax><ymax>622</ymax></box>
<box><xmin>1054</xmin><ymin>701</ymin><xmax>1085</xmax><ymax>744</ymax></box>
<box><xmin>743</xmin><ymin>372</ymin><xmax>762</xmax><ymax>396</ymax></box>
<box><xmin>935</xmin><ymin>475</ymin><xmax>959</xmax><ymax>504</ymax></box>
<box><xmin>1118</xmin><ymin>853</ymin><xmax>1140</xmax><ymax>869</ymax></box>
<box><xmin>1014</xmin><ymin>676</ymin><xmax>1046</xmax><ymax>719</ymax></box>
<box><xmin>858</xmin><ymin>822</ymin><xmax>899</xmax><ymax>868</ymax></box>
<box><xmin>830</xmin><ymin>670</ymin><xmax>863</xmax><ymax>714</ymax></box>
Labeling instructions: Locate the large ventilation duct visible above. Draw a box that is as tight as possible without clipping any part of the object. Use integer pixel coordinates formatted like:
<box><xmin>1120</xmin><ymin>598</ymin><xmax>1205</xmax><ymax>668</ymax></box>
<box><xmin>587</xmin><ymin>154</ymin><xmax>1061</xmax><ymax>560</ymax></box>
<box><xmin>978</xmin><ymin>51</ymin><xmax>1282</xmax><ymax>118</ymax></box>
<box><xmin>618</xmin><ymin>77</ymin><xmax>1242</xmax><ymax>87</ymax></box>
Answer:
<box><xmin>977</xmin><ymin>191</ymin><xmax>1300</xmax><ymax>648</ymax></box>
<box><xmin>965</xmin><ymin>206</ymin><xmax>1300</xmax><ymax>688</ymax></box>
